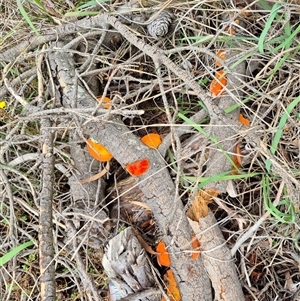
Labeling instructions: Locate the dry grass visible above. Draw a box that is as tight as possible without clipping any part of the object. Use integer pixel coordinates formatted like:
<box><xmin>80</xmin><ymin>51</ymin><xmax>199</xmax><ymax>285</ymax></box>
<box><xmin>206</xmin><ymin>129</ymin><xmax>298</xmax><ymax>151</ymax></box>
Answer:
<box><xmin>1</xmin><ymin>0</ymin><xmax>300</xmax><ymax>300</ymax></box>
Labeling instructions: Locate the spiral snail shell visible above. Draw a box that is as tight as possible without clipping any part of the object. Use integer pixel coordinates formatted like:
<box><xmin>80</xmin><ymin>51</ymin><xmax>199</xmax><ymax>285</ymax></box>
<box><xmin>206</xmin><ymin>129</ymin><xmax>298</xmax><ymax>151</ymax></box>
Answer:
<box><xmin>147</xmin><ymin>11</ymin><xmax>173</xmax><ymax>39</ymax></box>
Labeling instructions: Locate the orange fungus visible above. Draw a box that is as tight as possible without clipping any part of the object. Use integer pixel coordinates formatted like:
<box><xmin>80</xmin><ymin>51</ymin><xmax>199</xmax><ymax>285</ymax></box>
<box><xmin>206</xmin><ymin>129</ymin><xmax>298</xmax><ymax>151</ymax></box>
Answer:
<box><xmin>238</xmin><ymin>114</ymin><xmax>250</xmax><ymax>126</ymax></box>
<box><xmin>97</xmin><ymin>96</ymin><xmax>111</xmax><ymax>109</ymax></box>
<box><xmin>161</xmin><ymin>269</ymin><xmax>181</xmax><ymax>301</ymax></box>
<box><xmin>125</xmin><ymin>159</ymin><xmax>150</xmax><ymax>176</ymax></box>
<box><xmin>191</xmin><ymin>235</ymin><xmax>201</xmax><ymax>260</ymax></box>
<box><xmin>210</xmin><ymin>70</ymin><xmax>227</xmax><ymax>96</ymax></box>
<box><xmin>86</xmin><ymin>138</ymin><xmax>113</xmax><ymax>162</ymax></box>
<box><xmin>141</xmin><ymin>133</ymin><xmax>162</xmax><ymax>149</ymax></box>
<box><xmin>156</xmin><ymin>240</ymin><xmax>171</xmax><ymax>267</ymax></box>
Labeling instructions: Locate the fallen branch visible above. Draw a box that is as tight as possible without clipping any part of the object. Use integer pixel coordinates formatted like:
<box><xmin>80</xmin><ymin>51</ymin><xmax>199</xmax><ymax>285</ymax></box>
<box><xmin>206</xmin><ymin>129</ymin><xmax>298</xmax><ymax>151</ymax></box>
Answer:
<box><xmin>47</xmin><ymin>46</ymin><xmax>111</xmax><ymax>249</ymax></box>
<box><xmin>37</xmin><ymin>49</ymin><xmax>56</xmax><ymax>301</ymax></box>
<box><xmin>46</xmin><ymin>41</ymin><xmax>212</xmax><ymax>299</ymax></box>
<box><xmin>39</xmin><ymin>107</ymin><xmax>56</xmax><ymax>301</ymax></box>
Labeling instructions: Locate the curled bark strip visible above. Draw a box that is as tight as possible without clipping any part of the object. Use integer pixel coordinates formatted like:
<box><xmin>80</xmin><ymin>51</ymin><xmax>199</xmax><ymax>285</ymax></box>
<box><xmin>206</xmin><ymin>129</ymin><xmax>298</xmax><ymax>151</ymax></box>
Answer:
<box><xmin>79</xmin><ymin>162</ymin><xmax>110</xmax><ymax>183</ymax></box>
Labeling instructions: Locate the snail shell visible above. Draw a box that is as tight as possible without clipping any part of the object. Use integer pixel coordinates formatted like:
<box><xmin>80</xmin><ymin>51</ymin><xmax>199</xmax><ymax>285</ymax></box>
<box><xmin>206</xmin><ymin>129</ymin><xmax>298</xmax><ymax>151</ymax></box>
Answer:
<box><xmin>147</xmin><ymin>11</ymin><xmax>173</xmax><ymax>39</ymax></box>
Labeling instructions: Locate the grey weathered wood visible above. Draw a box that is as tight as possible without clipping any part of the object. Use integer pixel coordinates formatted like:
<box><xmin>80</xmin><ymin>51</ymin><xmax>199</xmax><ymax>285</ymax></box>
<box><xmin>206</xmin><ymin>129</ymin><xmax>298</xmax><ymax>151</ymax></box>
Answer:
<box><xmin>205</xmin><ymin>48</ymin><xmax>246</xmax><ymax>193</ymax></box>
<box><xmin>102</xmin><ymin>227</ymin><xmax>160</xmax><ymax>301</ymax></box>
<box><xmin>48</xmin><ymin>49</ymin><xmax>111</xmax><ymax>248</ymax></box>
<box><xmin>199</xmin><ymin>211</ymin><xmax>246</xmax><ymax>301</ymax></box>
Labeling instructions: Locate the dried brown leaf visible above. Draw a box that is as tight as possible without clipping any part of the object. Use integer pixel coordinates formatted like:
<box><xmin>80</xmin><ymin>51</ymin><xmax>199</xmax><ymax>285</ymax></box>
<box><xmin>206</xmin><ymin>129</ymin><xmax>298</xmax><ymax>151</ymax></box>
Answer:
<box><xmin>79</xmin><ymin>162</ymin><xmax>110</xmax><ymax>183</ymax></box>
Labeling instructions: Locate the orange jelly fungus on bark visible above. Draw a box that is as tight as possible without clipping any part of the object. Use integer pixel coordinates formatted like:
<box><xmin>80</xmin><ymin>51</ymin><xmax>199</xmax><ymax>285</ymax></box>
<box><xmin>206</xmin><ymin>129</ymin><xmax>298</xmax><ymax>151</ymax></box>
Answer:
<box><xmin>140</xmin><ymin>133</ymin><xmax>162</xmax><ymax>149</ymax></box>
<box><xmin>238</xmin><ymin>114</ymin><xmax>250</xmax><ymax>126</ymax></box>
<box><xmin>161</xmin><ymin>269</ymin><xmax>181</xmax><ymax>301</ymax></box>
<box><xmin>191</xmin><ymin>235</ymin><xmax>201</xmax><ymax>260</ymax></box>
<box><xmin>125</xmin><ymin>159</ymin><xmax>150</xmax><ymax>176</ymax></box>
<box><xmin>86</xmin><ymin>138</ymin><xmax>113</xmax><ymax>162</ymax></box>
<box><xmin>96</xmin><ymin>96</ymin><xmax>111</xmax><ymax>109</ymax></box>
<box><xmin>156</xmin><ymin>241</ymin><xmax>171</xmax><ymax>267</ymax></box>
<box><xmin>210</xmin><ymin>70</ymin><xmax>227</xmax><ymax>96</ymax></box>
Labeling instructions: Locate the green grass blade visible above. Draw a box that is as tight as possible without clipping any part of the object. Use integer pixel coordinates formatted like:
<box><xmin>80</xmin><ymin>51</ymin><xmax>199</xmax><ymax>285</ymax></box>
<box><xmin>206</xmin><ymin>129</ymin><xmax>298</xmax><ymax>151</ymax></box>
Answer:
<box><xmin>198</xmin><ymin>172</ymin><xmax>261</xmax><ymax>189</ymax></box>
<box><xmin>64</xmin><ymin>11</ymin><xmax>99</xmax><ymax>17</ymax></box>
<box><xmin>77</xmin><ymin>0</ymin><xmax>110</xmax><ymax>10</ymax></box>
<box><xmin>263</xmin><ymin>176</ymin><xmax>295</xmax><ymax>223</ymax></box>
<box><xmin>17</xmin><ymin>0</ymin><xmax>40</xmax><ymax>36</ymax></box>
<box><xmin>184</xmin><ymin>172</ymin><xmax>261</xmax><ymax>189</ymax></box>
<box><xmin>178</xmin><ymin>113</ymin><xmax>237</xmax><ymax>167</ymax></box>
<box><xmin>266</xmin><ymin>95</ymin><xmax>300</xmax><ymax>171</ymax></box>
<box><xmin>284</xmin><ymin>21</ymin><xmax>292</xmax><ymax>50</ymax></box>
<box><xmin>268</xmin><ymin>24</ymin><xmax>300</xmax><ymax>54</ymax></box>
<box><xmin>0</xmin><ymin>241</ymin><xmax>34</xmax><ymax>266</ymax></box>
<box><xmin>258</xmin><ymin>0</ymin><xmax>272</xmax><ymax>10</ymax></box>
<box><xmin>258</xmin><ymin>3</ymin><xmax>281</xmax><ymax>54</ymax></box>
<box><xmin>177</xmin><ymin>112</ymin><xmax>208</xmax><ymax>136</ymax></box>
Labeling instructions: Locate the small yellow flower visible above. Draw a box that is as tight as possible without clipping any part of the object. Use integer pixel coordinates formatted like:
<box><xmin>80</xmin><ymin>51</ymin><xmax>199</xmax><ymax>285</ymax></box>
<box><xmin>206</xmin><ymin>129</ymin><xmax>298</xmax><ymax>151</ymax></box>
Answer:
<box><xmin>0</xmin><ymin>101</ymin><xmax>6</xmax><ymax>109</ymax></box>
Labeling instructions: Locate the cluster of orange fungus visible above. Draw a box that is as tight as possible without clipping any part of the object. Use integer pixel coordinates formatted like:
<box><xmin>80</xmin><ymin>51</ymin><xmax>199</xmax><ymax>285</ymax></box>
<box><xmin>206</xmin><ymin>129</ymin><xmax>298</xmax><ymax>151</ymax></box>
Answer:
<box><xmin>161</xmin><ymin>269</ymin><xmax>181</xmax><ymax>301</ymax></box>
<box><xmin>156</xmin><ymin>240</ymin><xmax>171</xmax><ymax>267</ymax></box>
<box><xmin>141</xmin><ymin>133</ymin><xmax>162</xmax><ymax>149</ymax></box>
<box><xmin>125</xmin><ymin>159</ymin><xmax>150</xmax><ymax>176</ymax></box>
<box><xmin>96</xmin><ymin>96</ymin><xmax>111</xmax><ymax>109</ymax></box>
<box><xmin>86</xmin><ymin>138</ymin><xmax>113</xmax><ymax>162</ymax></box>
<box><xmin>210</xmin><ymin>70</ymin><xmax>227</xmax><ymax>97</ymax></box>
<box><xmin>210</xmin><ymin>47</ymin><xmax>227</xmax><ymax>96</ymax></box>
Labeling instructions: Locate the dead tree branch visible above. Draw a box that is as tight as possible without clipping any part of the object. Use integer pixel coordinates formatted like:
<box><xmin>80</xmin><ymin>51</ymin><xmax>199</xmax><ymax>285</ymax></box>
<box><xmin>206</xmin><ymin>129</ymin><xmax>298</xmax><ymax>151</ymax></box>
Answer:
<box><xmin>39</xmin><ymin>117</ymin><xmax>56</xmax><ymax>301</ymax></box>
<box><xmin>48</xmin><ymin>43</ymin><xmax>212</xmax><ymax>299</ymax></box>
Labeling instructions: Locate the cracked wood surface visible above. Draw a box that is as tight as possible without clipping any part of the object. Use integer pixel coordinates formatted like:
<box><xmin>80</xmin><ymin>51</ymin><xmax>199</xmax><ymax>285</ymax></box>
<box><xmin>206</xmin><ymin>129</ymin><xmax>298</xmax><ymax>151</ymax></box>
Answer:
<box><xmin>39</xmin><ymin>118</ymin><xmax>56</xmax><ymax>301</ymax></box>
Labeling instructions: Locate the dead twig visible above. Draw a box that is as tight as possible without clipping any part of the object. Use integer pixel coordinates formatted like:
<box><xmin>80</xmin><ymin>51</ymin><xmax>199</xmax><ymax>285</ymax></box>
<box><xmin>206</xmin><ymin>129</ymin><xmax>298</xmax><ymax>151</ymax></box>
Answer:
<box><xmin>38</xmin><ymin>118</ymin><xmax>56</xmax><ymax>301</ymax></box>
<box><xmin>66</xmin><ymin>221</ymin><xmax>102</xmax><ymax>301</ymax></box>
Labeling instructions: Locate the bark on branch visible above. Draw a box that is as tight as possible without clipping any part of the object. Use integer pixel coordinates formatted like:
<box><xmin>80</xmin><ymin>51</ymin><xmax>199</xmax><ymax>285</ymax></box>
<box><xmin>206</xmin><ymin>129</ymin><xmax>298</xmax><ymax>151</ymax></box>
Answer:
<box><xmin>46</xmin><ymin>46</ymin><xmax>212</xmax><ymax>300</ymax></box>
